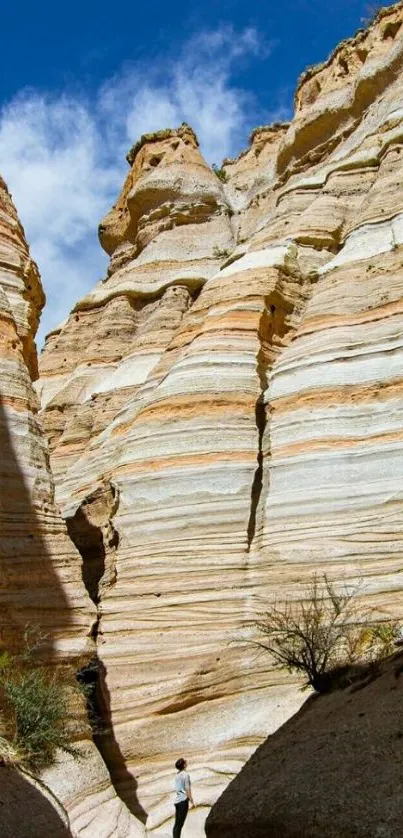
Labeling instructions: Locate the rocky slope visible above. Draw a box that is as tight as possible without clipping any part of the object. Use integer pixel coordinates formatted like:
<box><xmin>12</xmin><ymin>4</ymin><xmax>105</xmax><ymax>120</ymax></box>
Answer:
<box><xmin>37</xmin><ymin>4</ymin><xmax>403</xmax><ymax>835</ymax></box>
<box><xmin>0</xmin><ymin>177</ymin><xmax>144</xmax><ymax>837</ymax></box>
<box><xmin>205</xmin><ymin>652</ymin><xmax>403</xmax><ymax>838</ymax></box>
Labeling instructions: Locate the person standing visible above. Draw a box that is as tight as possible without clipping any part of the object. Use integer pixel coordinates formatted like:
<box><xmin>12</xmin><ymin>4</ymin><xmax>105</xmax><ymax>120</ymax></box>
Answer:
<box><xmin>173</xmin><ymin>757</ymin><xmax>194</xmax><ymax>838</ymax></box>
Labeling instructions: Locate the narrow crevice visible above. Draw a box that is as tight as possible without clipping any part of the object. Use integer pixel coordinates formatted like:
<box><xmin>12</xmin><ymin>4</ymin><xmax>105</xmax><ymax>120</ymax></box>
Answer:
<box><xmin>66</xmin><ymin>511</ymin><xmax>105</xmax><ymax>605</ymax></box>
<box><xmin>190</xmin><ymin>283</ymin><xmax>203</xmax><ymax>304</ymax></box>
<box><xmin>246</xmin><ymin>265</ymin><xmax>320</xmax><ymax>553</ymax></box>
<box><xmin>246</xmin><ymin>300</ymin><xmax>277</xmax><ymax>551</ymax></box>
<box><xmin>247</xmin><ymin>395</ymin><xmax>266</xmax><ymax>549</ymax></box>
<box><xmin>76</xmin><ymin>651</ymin><xmax>148</xmax><ymax>824</ymax></box>
<box><xmin>76</xmin><ymin>656</ymin><xmax>101</xmax><ymax>734</ymax></box>
<box><xmin>68</xmin><ymin>482</ymin><xmax>147</xmax><ymax>824</ymax></box>
<box><xmin>66</xmin><ymin>481</ymin><xmax>119</xmax><ymax>605</ymax></box>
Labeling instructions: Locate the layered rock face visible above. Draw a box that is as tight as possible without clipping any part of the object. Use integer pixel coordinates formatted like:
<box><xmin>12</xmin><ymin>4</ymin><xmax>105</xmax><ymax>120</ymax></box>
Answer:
<box><xmin>0</xmin><ymin>175</ymin><xmax>91</xmax><ymax>653</ymax></box>
<box><xmin>0</xmin><ymin>178</ymin><xmax>144</xmax><ymax>837</ymax></box>
<box><xmin>38</xmin><ymin>4</ymin><xmax>403</xmax><ymax>835</ymax></box>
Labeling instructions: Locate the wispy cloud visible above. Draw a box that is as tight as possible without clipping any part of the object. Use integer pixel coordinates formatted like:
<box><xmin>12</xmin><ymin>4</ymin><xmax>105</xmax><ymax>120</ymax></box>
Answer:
<box><xmin>0</xmin><ymin>26</ymin><xmax>276</xmax><ymax>346</ymax></box>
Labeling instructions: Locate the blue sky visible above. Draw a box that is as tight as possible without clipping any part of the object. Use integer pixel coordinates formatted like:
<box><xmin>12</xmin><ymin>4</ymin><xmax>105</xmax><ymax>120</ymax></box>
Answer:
<box><xmin>0</xmin><ymin>0</ymin><xmax>396</xmax><ymax>344</ymax></box>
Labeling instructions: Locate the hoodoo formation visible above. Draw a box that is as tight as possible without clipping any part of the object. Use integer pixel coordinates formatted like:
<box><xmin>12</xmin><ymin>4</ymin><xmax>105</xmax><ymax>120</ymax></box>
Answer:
<box><xmin>2</xmin><ymin>3</ymin><xmax>403</xmax><ymax>836</ymax></box>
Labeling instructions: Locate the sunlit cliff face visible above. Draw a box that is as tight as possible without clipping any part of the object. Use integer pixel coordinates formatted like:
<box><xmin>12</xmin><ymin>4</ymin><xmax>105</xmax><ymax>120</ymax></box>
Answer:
<box><xmin>99</xmin><ymin>125</ymin><xmax>230</xmax><ymax>271</ymax></box>
<box><xmin>0</xmin><ymin>175</ymin><xmax>44</xmax><ymax>379</ymax></box>
<box><xmin>35</xmin><ymin>4</ymin><xmax>403</xmax><ymax>837</ymax></box>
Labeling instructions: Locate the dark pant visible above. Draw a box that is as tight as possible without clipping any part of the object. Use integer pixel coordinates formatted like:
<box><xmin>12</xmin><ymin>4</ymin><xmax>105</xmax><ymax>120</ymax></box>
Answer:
<box><xmin>173</xmin><ymin>800</ymin><xmax>189</xmax><ymax>838</ymax></box>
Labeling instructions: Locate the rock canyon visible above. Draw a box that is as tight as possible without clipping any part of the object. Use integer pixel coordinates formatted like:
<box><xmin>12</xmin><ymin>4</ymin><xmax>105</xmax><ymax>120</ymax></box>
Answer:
<box><xmin>2</xmin><ymin>3</ymin><xmax>403</xmax><ymax>835</ymax></box>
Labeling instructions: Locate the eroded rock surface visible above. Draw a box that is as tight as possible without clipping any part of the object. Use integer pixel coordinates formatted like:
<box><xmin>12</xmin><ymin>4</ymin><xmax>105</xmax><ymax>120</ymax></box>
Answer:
<box><xmin>0</xmin><ymin>178</ymin><xmax>144</xmax><ymax>837</ymax></box>
<box><xmin>0</xmin><ymin>176</ymin><xmax>91</xmax><ymax>654</ymax></box>
<box><xmin>38</xmin><ymin>4</ymin><xmax>403</xmax><ymax>835</ymax></box>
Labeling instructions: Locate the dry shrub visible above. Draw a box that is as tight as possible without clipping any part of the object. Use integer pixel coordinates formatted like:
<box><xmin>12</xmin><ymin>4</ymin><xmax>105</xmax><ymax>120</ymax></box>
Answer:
<box><xmin>251</xmin><ymin>575</ymin><xmax>400</xmax><ymax>693</ymax></box>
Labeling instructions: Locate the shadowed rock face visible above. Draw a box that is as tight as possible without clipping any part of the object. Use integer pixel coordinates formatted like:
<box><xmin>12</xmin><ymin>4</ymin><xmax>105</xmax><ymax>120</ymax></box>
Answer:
<box><xmin>0</xmin><ymin>179</ymin><xmax>144</xmax><ymax>837</ymax></box>
<box><xmin>0</xmin><ymin>176</ymin><xmax>91</xmax><ymax>657</ymax></box>
<box><xmin>0</xmin><ymin>767</ymin><xmax>73</xmax><ymax>838</ymax></box>
<box><xmin>37</xmin><ymin>4</ymin><xmax>403</xmax><ymax>836</ymax></box>
<box><xmin>205</xmin><ymin>653</ymin><xmax>403</xmax><ymax>838</ymax></box>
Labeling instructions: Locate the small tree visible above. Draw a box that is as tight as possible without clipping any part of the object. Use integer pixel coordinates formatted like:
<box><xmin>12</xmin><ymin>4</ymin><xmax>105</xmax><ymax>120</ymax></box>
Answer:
<box><xmin>212</xmin><ymin>163</ymin><xmax>228</xmax><ymax>183</ymax></box>
<box><xmin>251</xmin><ymin>575</ymin><xmax>399</xmax><ymax>693</ymax></box>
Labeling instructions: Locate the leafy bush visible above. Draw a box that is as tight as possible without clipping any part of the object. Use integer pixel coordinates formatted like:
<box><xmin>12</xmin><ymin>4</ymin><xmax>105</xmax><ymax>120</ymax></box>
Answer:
<box><xmin>251</xmin><ymin>574</ymin><xmax>400</xmax><ymax>693</ymax></box>
<box><xmin>212</xmin><ymin>164</ymin><xmax>228</xmax><ymax>183</ymax></box>
<box><xmin>0</xmin><ymin>628</ymin><xmax>78</xmax><ymax>769</ymax></box>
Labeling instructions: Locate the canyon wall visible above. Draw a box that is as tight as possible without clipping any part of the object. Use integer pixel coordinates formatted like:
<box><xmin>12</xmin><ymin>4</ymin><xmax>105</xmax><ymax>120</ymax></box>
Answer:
<box><xmin>0</xmin><ymin>174</ymin><xmax>91</xmax><ymax>656</ymax></box>
<box><xmin>38</xmin><ymin>4</ymin><xmax>403</xmax><ymax>835</ymax></box>
<box><xmin>0</xmin><ymin>177</ymin><xmax>144</xmax><ymax>837</ymax></box>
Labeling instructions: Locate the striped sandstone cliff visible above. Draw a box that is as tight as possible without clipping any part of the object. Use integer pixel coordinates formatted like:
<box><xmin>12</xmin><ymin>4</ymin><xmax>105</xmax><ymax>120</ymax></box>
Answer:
<box><xmin>38</xmin><ymin>4</ymin><xmax>403</xmax><ymax>835</ymax></box>
<box><xmin>0</xmin><ymin>177</ymin><xmax>144</xmax><ymax>837</ymax></box>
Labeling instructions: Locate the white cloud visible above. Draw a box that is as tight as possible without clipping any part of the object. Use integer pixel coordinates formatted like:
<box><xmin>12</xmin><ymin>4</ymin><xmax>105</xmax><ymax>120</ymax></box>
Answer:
<box><xmin>0</xmin><ymin>93</ymin><xmax>119</xmax><ymax>346</ymax></box>
<box><xmin>0</xmin><ymin>26</ymin><xmax>278</xmax><ymax>347</ymax></box>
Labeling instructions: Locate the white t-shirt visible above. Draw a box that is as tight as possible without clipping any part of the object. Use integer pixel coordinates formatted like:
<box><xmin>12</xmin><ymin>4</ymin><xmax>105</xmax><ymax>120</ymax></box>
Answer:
<box><xmin>175</xmin><ymin>770</ymin><xmax>190</xmax><ymax>803</ymax></box>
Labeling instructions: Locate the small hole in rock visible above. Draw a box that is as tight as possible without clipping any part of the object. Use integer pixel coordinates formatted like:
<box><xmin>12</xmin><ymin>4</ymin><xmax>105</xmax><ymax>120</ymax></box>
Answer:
<box><xmin>382</xmin><ymin>21</ymin><xmax>401</xmax><ymax>39</ymax></box>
